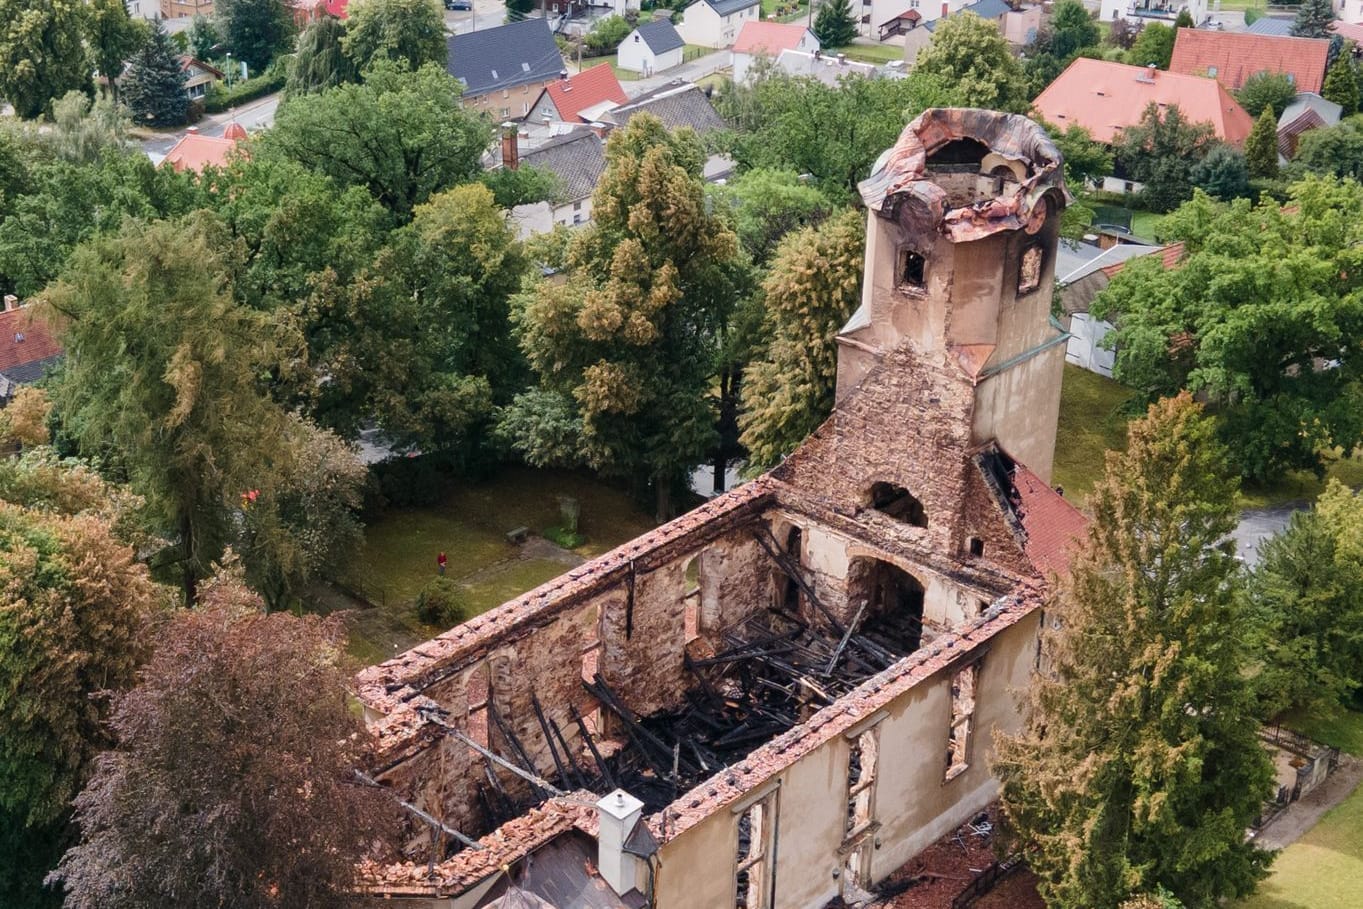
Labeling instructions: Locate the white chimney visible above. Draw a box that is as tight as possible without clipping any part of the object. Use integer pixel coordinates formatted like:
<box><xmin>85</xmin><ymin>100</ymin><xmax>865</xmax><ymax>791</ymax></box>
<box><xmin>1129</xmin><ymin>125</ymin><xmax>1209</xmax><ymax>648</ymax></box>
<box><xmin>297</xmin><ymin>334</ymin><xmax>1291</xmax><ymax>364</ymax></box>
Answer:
<box><xmin>596</xmin><ymin>789</ymin><xmax>644</xmax><ymax>896</ymax></box>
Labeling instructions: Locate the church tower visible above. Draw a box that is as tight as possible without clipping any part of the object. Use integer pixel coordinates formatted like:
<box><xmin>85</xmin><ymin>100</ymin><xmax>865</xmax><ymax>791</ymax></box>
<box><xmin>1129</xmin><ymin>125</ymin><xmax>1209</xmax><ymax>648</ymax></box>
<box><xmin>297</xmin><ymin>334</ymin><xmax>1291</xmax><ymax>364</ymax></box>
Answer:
<box><xmin>837</xmin><ymin>109</ymin><xmax>1069</xmax><ymax>482</ymax></box>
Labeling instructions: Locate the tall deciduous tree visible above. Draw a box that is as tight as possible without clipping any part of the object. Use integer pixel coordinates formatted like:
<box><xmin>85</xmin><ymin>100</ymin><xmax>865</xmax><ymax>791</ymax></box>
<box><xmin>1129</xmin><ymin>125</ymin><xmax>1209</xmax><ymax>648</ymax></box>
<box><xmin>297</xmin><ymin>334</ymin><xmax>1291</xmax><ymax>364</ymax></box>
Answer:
<box><xmin>502</xmin><ymin>115</ymin><xmax>746</xmax><ymax>517</ymax></box>
<box><xmin>216</xmin><ymin>0</ymin><xmax>296</xmax><ymax>72</ymax></box>
<box><xmin>1292</xmin><ymin>0</ymin><xmax>1335</xmax><ymax>39</ymax></box>
<box><xmin>1291</xmin><ymin>113</ymin><xmax>1363</xmax><ymax>178</ymax></box>
<box><xmin>44</xmin><ymin>215</ymin><xmax>295</xmax><ymax>603</ymax></box>
<box><xmin>1322</xmin><ymin>57</ymin><xmax>1359</xmax><ymax>116</ymax></box>
<box><xmin>716</xmin><ymin>68</ymin><xmax>961</xmax><ymax>199</ymax></box>
<box><xmin>1092</xmin><ymin>177</ymin><xmax>1363</xmax><ymax>482</ymax></box>
<box><xmin>995</xmin><ymin>394</ymin><xmax>1275</xmax><ymax>909</ymax></box>
<box><xmin>342</xmin><ymin>0</ymin><xmax>448</xmax><ymax>72</ymax></box>
<box><xmin>86</xmin><ymin>0</ymin><xmax>145</xmax><ymax>102</ymax></box>
<box><xmin>120</xmin><ymin>20</ymin><xmax>190</xmax><ymax>128</ymax></box>
<box><xmin>0</xmin><ymin>0</ymin><xmax>90</xmax><ymax>119</ymax></box>
<box><xmin>1249</xmin><ymin>480</ymin><xmax>1363</xmax><ymax>717</ymax></box>
<box><xmin>49</xmin><ymin>580</ymin><xmax>397</xmax><ymax>909</ymax></box>
<box><xmin>813</xmin><ymin>0</ymin><xmax>858</xmax><ymax>48</ymax></box>
<box><xmin>1114</xmin><ymin>102</ymin><xmax>1216</xmax><ymax>212</ymax></box>
<box><xmin>287</xmin><ymin>15</ymin><xmax>357</xmax><ymax>96</ymax></box>
<box><xmin>913</xmin><ymin>12</ymin><xmax>1028</xmax><ymax>112</ymax></box>
<box><xmin>262</xmin><ymin>62</ymin><xmax>491</xmax><ymax>219</ymax></box>
<box><xmin>738</xmin><ymin>208</ymin><xmax>863</xmax><ymax>471</ymax></box>
<box><xmin>188</xmin><ymin>13</ymin><xmax>220</xmax><ymax>61</ymax></box>
<box><xmin>1046</xmin><ymin>0</ymin><xmax>1101</xmax><ymax>58</ymax></box>
<box><xmin>1126</xmin><ymin>21</ymin><xmax>1175</xmax><ymax>69</ymax></box>
<box><xmin>706</xmin><ymin>168</ymin><xmax>832</xmax><ymax>265</ymax></box>
<box><xmin>1235</xmin><ymin>71</ymin><xmax>1297</xmax><ymax>119</ymax></box>
<box><xmin>1245</xmin><ymin>107</ymin><xmax>1280</xmax><ymax>179</ymax></box>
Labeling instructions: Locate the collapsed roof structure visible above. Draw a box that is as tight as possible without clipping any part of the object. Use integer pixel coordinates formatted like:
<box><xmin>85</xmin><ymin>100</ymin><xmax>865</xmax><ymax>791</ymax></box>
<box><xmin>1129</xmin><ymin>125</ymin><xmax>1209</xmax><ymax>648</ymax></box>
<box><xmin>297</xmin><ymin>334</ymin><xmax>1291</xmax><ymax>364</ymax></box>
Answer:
<box><xmin>355</xmin><ymin>108</ymin><xmax>1086</xmax><ymax>909</ymax></box>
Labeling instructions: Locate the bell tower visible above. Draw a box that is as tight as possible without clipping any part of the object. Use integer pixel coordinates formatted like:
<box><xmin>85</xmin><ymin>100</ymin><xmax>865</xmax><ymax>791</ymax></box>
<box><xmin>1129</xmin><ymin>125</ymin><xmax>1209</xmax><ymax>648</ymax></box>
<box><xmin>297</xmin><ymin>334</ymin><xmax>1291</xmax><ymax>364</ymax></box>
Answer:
<box><xmin>837</xmin><ymin>109</ymin><xmax>1069</xmax><ymax>481</ymax></box>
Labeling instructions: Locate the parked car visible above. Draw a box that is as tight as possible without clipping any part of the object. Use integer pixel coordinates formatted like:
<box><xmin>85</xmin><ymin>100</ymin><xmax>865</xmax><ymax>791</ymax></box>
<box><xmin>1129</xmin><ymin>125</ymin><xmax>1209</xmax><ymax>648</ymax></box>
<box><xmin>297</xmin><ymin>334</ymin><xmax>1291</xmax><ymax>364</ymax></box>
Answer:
<box><xmin>445</xmin><ymin>0</ymin><xmax>472</xmax><ymax>9</ymax></box>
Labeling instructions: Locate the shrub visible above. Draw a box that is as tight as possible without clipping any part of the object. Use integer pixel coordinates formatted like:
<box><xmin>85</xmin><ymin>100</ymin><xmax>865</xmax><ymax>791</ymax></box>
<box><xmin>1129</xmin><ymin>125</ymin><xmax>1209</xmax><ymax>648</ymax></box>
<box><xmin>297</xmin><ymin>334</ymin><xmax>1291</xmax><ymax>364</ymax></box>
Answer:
<box><xmin>203</xmin><ymin>58</ymin><xmax>290</xmax><ymax>113</ymax></box>
<box><xmin>584</xmin><ymin>15</ymin><xmax>631</xmax><ymax>54</ymax></box>
<box><xmin>416</xmin><ymin>577</ymin><xmax>468</xmax><ymax>626</ymax></box>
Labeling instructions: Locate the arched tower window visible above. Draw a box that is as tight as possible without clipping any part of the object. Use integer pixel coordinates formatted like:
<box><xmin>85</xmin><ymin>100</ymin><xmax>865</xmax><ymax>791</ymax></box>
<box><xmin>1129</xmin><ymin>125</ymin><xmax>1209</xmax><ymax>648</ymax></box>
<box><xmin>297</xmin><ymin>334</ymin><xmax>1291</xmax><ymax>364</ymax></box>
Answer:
<box><xmin>1018</xmin><ymin>245</ymin><xmax>1043</xmax><ymax>295</ymax></box>
<box><xmin>868</xmin><ymin>482</ymin><xmax>927</xmax><ymax>528</ymax></box>
<box><xmin>898</xmin><ymin>248</ymin><xmax>926</xmax><ymax>290</ymax></box>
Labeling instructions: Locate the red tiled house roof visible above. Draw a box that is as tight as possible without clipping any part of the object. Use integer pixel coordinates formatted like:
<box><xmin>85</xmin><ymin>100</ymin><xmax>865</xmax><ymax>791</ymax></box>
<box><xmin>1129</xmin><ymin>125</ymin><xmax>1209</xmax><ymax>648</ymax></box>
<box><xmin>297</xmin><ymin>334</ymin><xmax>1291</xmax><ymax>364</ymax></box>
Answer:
<box><xmin>1033</xmin><ymin>57</ymin><xmax>1255</xmax><ymax>146</ymax></box>
<box><xmin>732</xmin><ymin>20</ymin><xmax>815</xmax><ymax>55</ymax></box>
<box><xmin>0</xmin><ymin>304</ymin><xmax>62</xmax><ymax>376</ymax></box>
<box><xmin>1009</xmin><ymin>463</ymin><xmax>1089</xmax><ymax>577</ymax></box>
<box><xmin>540</xmin><ymin>64</ymin><xmax>628</xmax><ymax>124</ymax></box>
<box><xmin>1169</xmin><ymin>29</ymin><xmax>1329</xmax><ymax>94</ymax></box>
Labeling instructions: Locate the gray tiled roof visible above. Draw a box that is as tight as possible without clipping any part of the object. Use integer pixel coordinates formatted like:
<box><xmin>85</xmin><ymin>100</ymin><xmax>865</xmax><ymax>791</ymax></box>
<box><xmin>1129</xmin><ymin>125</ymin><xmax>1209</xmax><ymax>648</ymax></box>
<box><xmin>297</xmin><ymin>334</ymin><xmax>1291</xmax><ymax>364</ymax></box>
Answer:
<box><xmin>700</xmin><ymin>0</ymin><xmax>759</xmax><ymax>15</ymax></box>
<box><xmin>635</xmin><ymin>20</ymin><xmax>685</xmax><ymax>54</ymax></box>
<box><xmin>447</xmin><ymin>19</ymin><xmax>564</xmax><ymax>97</ymax></box>
<box><xmin>0</xmin><ymin>354</ymin><xmax>60</xmax><ymax>387</ymax></box>
<box><xmin>606</xmin><ymin>82</ymin><xmax>727</xmax><ymax>134</ymax></box>
<box><xmin>1247</xmin><ymin>17</ymin><xmax>1295</xmax><ymax>36</ymax></box>
<box><xmin>961</xmin><ymin>0</ymin><xmax>1012</xmax><ymax>20</ymax></box>
<box><xmin>520</xmin><ymin>129</ymin><xmax>606</xmax><ymax>204</ymax></box>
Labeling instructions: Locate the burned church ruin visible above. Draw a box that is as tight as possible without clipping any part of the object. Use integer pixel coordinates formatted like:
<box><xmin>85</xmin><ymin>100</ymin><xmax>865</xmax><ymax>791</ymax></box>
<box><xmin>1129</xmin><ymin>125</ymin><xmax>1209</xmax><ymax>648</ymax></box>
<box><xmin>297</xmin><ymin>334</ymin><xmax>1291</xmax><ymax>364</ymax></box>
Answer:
<box><xmin>355</xmin><ymin>109</ymin><xmax>1089</xmax><ymax>908</ymax></box>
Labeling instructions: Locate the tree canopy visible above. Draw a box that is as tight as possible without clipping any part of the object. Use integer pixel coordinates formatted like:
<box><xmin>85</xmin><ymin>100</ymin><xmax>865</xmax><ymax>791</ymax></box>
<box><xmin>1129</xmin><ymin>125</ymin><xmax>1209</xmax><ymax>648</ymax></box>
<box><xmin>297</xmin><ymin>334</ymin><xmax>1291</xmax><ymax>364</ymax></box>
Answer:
<box><xmin>216</xmin><ymin>0</ymin><xmax>296</xmax><ymax>72</ymax></box>
<box><xmin>287</xmin><ymin>16</ymin><xmax>357</xmax><ymax>96</ymax></box>
<box><xmin>1291</xmin><ymin>113</ymin><xmax>1363</xmax><ymax>179</ymax></box>
<box><xmin>1292</xmin><ymin>0</ymin><xmax>1335</xmax><ymax>39</ymax></box>
<box><xmin>1322</xmin><ymin>56</ymin><xmax>1360</xmax><ymax>116</ymax></box>
<box><xmin>1235</xmin><ymin>71</ymin><xmax>1298</xmax><ymax>119</ymax></box>
<box><xmin>121</xmin><ymin>20</ymin><xmax>190</xmax><ymax>128</ymax></box>
<box><xmin>0</xmin><ymin>0</ymin><xmax>90</xmax><ymax>119</ymax></box>
<box><xmin>812</xmin><ymin>0</ymin><xmax>858</xmax><ymax>48</ymax></box>
<box><xmin>50</xmin><ymin>581</ymin><xmax>397</xmax><ymax>909</ymax></box>
<box><xmin>501</xmin><ymin>116</ymin><xmax>747</xmax><ymax>517</ymax></box>
<box><xmin>707</xmin><ymin>168</ymin><xmax>832</xmax><ymax>266</ymax></box>
<box><xmin>1245</xmin><ymin>107</ymin><xmax>1279</xmax><ymax>180</ymax></box>
<box><xmin>1114</xmin><ymin>102</ymin><xmax>1217</xmax><ymax>213</ymax></box>
<box><xmin>86</xmin><ymin>0</ymin><xmax>146</xmax><ymax>102</ymax></box>
<box><xmin>342</xmin><ymin>0</ymin><xmax>448</xmax><ymax>72</ymax></box>
<box><xmin>263</xmin><ymin>63</ymin><xmax>491</xmax><ymax>219</ymax></box>
<box><xmin>1092</xmin><ymin>178</ymin><xmax>1363</xmax><ymax>482</ymax></box>
<box><xmin>995</xmin><ymin>394</ymin><xmax>1274</xmax><ymax>909</ymax></box>
<box><xmin>738</xmin><ymin>208</ymin><xmax>863</xmax><ymax>471</ymax></box>
<box><xmin>913</xmin><ymin>12</ymin><xmax>1028</xmax><ymax>112</ymax></box>
<box><xmin>1126</xmin><ymin>22</ymin><xmax>1175</xmax><ymax>69</ymax></box>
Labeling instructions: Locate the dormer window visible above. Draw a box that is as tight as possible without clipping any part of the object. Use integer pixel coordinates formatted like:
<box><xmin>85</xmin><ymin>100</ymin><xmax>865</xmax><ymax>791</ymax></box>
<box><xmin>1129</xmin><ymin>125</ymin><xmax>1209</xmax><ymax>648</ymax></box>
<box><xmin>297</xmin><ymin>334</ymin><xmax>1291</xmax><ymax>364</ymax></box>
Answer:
<box><xmin>898</xmin><ymin>248</ymin><xmax>926</xmax><ymax>290</ymax></box>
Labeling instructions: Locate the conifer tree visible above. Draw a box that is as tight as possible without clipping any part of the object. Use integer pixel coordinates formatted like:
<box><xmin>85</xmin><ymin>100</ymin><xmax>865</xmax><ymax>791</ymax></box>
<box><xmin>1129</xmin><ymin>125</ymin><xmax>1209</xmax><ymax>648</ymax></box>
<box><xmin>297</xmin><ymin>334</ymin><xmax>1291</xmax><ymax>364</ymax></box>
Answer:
<box><xmin>1245</xmin><ymin>107</ymin><xmax>1280</xmax><ymax>178</ymax></box>
<box><xmin>1322</xmin><ymin>57</ymin><xmax>1359</xmax><ymax>116</ymax></box>
<box><xmin>1292</xmin><ymin>0</ymin><xmax>1335</xmax><ymax>38</ymax></box>
<box><xmin>1174</xmin><ymin>7</ymin><xmax>1194</xmax><ymax>28</ymax></box>
<box><xmin>813</xmin><ymin>0</ymin><xmax>859</xmax><ymax>49</ymax></box>
<box><xmin>120</xmin><ymin>20</ymin><xmax>189</xmax><ymax>127</ymax></box>
<box><xmin>995</xmin><ymin>394</ymin><xmax>1275</xmax><ymax>909</ymax></box>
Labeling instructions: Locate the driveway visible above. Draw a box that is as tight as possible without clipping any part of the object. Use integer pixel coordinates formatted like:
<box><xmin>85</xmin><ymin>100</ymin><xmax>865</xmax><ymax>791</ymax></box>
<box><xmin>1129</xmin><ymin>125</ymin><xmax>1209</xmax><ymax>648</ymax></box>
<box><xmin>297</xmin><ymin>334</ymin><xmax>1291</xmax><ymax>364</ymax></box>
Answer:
<box><xmin>627</xmin><ymin>49</ymin><xmax>732</xmax><ymax>96</ymax></box>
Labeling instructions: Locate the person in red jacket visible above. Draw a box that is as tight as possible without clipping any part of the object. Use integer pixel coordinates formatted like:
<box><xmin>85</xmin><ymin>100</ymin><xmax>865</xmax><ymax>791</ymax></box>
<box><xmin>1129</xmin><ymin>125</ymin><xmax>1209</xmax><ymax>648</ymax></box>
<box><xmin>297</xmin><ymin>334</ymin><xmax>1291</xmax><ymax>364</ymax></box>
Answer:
<box><xmin>437</xmin><ymin>551</ymin><xmax>447</xmax><ymax>576</ymax></box>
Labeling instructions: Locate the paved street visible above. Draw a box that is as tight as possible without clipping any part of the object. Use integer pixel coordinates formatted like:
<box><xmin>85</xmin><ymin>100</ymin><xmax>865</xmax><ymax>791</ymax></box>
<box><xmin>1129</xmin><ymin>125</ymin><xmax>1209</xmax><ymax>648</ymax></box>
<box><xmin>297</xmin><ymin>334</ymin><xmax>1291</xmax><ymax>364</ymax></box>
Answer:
<box><xmin>627</xmin><ymin>50</ymin><xmax>733</xmax><ymax>96</ymax></box>
<box><xmin>138</xmin><ymin>91</ymin><xmax>280</xmax><ymax>159</ymax></box>
<box><xmin>444</xmin><ymin>0</ymin><xmax>511</xmax><ymax>35</ymax></box>
<box><xmin>1232</xmin><ymin>502</ymin><xmax>1302</xmax><ymax>566</ymax></box>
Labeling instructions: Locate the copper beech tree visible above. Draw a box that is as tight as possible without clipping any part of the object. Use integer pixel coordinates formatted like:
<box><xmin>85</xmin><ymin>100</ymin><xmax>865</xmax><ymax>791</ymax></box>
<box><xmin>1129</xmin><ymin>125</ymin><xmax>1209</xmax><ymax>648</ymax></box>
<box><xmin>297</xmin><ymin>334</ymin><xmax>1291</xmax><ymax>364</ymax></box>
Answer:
<box><xmin>994</xmin><ymin>394</ymin><xmax>1275</xmax><ymax>909</ymax></box>
<box><xmin>50</xmin><ymin>568</ymin><xmax>397</xmax><ymax>909</ymax></box>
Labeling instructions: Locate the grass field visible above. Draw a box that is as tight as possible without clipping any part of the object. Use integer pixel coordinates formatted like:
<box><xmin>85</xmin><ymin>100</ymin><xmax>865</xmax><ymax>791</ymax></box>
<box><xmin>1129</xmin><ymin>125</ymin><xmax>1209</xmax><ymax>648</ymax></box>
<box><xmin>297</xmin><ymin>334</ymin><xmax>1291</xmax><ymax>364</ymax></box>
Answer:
<box><xmin>1129</xmin><ymin>209</ymin><xmax>1164</xmax><ymax>243</ymax></box>
<box><xmin>1237</xmin><ymin>709</ymin><xmax>1363</xmax><ymax>909</ymax></box>
<box><xmin>1051</xmin><ymin>364</ymin><xmax>1139</xmax><ymax>503</ymax></box>
<box><xmin>334</xmin><ymin>467</ymin><xmax>654</xmax><ymax>664</ymax></box>
<box><xmin>835</xmin><ymin>43</ymin><xmax>905</xmax><ymax>65</ymax></box>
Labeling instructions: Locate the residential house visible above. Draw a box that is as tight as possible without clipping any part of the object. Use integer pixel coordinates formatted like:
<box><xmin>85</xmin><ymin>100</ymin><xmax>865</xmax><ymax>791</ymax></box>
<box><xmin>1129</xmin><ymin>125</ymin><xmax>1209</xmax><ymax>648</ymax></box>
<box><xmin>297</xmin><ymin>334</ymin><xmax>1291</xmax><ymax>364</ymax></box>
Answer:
<box><xmin>447</xmin><ymin>19</ymin><xmax>565</xmax><ymax>119</ymax></box>
<box><xmin>1169</xmin><ymin>30</ymin><xmax>1330</xmax><ymax>94</ymax></box>
<box><xmin>1337</xmin><ymin>0</ymin><xmax>1363</xmax><ymax>25</ymax></box>
<box><xmin>897</xmin><ymin>1</ymin><xmax>1037</xmax><ymax>64</ymax></box>
<box><xmin>124</xmin><ymin>0</ymin><xmax>160</xmax><ymax>20</ymax></box>
<box><xmin>161</xmin><ymin>124</ymin><xmax>247</xmax><ymax>173</ymax></box>
<box><xmin>874</xmin><ymin>0</ymin><xmax>1018</xmax><ymax>44</ymax></box>
<box><xmin>161</xmin><ymin>0</ymin><xmax>213</xmax><ymax>17</ymax></box>
<box><xmin>1032</xmin><ymin>57</ymin><xmax>1253</xmax><ymax>192</ymax></box>
<box><xmin>526</xmin><ymin>65</ymin><xmax>629</xmax><ymax>128</ymax></box>
<box><xmin>732</xmin><ymin>21</ymin><xmax>820</xmax><ymax>84</ymax></box>
<box><xmin>503</xmin><ymin>126</ymin><xmax>606</xmax><ymax>228</ymax></box>
<box><xmin>1246</xmin><ymin>17</ymin><xmax>1295</xmax><ymax>36</ymax></box>
<box><xmin>287</xmin><ymin>0</ymin><xmax>350</xmax><ymax>23</ymax></box>
<box><xmin>618</xmin><ymin>19</ymin><xmax>686</xmax><ymax>75</ymax></box>
<box><xmin>1278</xmin><ymin>93</ymin><xmax>1343</xmax><ymax>161</ymax></box>
<box><xmin>676</xmin><ymin>0</ymin><xmax>760</xmax><ymax>49</ymax></box>
<box><xmin>0</xmin><ymin>296</ymin><xmax>61</xmax><ymax>405</ymax></box>
<box><xmin>178</xmin><ymin>56</ymin><xmax>224</xmax><ymax>101</ymax></box>
<box><xmin>1056</xmin><ymin>240</ymin><xmax>1183</xmax><ymax>378</ymax></box>
<box><xmin>600</xmin><ymin>80</ymin><xmax>727</xmax><ymax>134</ymax></box>
<box><xmin>1098</xmin><ymin>0</ymin><xmax>1205</xmax><ymax>26</ymax></box>
<box><xmin>358</xmin><ymin>108</ymin><xmax>1088</xmax><ymax>909</ymax></box>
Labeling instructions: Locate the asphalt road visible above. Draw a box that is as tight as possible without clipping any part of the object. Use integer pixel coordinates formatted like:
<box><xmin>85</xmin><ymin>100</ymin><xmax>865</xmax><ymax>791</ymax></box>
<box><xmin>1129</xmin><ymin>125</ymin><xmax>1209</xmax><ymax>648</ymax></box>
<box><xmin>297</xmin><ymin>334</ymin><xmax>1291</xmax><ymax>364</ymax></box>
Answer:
<box><xmin>138</xmin><ymin>91</ymin><xmax>281</xmax><ymax>160</ymax></box>
<box><xmin>1232</xmin><ymin>503</ymin><xmax>1302</xmax><ymax>566</ymax></box>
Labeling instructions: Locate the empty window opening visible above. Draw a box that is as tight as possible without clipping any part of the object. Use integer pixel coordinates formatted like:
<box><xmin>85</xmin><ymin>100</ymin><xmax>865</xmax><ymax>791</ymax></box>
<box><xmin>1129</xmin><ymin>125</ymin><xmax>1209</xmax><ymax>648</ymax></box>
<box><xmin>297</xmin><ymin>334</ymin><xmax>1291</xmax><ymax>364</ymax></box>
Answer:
<box><xmin>779</xmin><ymin>525</ymin><xmax>804</xmax><ymax>613</ymax></box>
<box><xmin>582</xmin><ymin>603</ymin><xmax>603</xmax><ymax>684</ymax></box>
<box><xmin>899</xmin><ymin>249</ymin><xmax>926</xmax><ymax>289</ymax></box>
<box><xmin>1018</xmin><ymin>245</ymin><xmax>1043</xmax><ymax>295</ymax></box>
<box><xmin>926</xmin><ymin>137</ymin><xmax>989</xmax><ymax>168</ymax></box>
<box><xmin>851</xmin><ymin>558</ymin><xmax>926</xmax><ymax>654</ymax></box>
<box><xmin>735</xmin><ymin>791</ymin><xmax>777</xmax><ymax>909</ymax></box>
<box><xmin>845</xmin><ymin>729</ymin><xmax>879</xmax><ymax>838</ymax></box>
<box><xmin>466</xmin><ymin>665</ymin><xmax>490</xmax><ymax>752</ymax></box>
<box><xmin>683</xmin><ymin>554</ymin><xmax>702</xmax><ymax>642</ymax></box>
<box><xmin>869</xmin><ymin>481</ymin><xmax>927</xmax><ymax>528</ymax></box>
<box><xmin>968</xmin><ymin>537</ymin><xmax>985</xmax><ymax>557</ymax></box>
<box><xmin>945</xmin><ymin>662</ymin><xmax>979</xmax><ymax>781</ymax></box>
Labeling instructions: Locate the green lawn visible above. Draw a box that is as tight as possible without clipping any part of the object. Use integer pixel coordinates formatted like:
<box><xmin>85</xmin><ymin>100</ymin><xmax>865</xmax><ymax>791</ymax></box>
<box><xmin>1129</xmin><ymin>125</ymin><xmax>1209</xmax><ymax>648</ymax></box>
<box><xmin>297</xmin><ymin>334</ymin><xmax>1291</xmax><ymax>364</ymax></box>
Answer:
<box><xmin>1129</xmin><ymin>209</ymin><xmax>1163</xmax><ymax>243</ymax></box>
<box><xmin>607</xmin><ymin>57</ymin><xmax>642</xmax><ymax>81</ymax></box>
<box><xmin>834</xmin><ymin>43</ymin><xmax>905</xmax><ymax>65</ymax></box>
<box><xmin>1052</xmin><ymin>365</ymin><xmax>1363</xmax><ymax>508</ymax></box>
<box><xmin>1237</xmin><ymin>708</ymin><xmax>1363</xmax><ymax>909</ymax></box>
<box><xmin>1280</xmin><ymin>705</ymin><xmax>1363</xmax><ymax>757</ymax></box>
<box><xmin>1052</xmin><ymin>364</ymin><xmax>1139</xmax><ymax>503</ymax></box>
<box><xmin>330</xmin><ymin>467</ymin><xmax>654</xmax><ymax>664</ymax></box>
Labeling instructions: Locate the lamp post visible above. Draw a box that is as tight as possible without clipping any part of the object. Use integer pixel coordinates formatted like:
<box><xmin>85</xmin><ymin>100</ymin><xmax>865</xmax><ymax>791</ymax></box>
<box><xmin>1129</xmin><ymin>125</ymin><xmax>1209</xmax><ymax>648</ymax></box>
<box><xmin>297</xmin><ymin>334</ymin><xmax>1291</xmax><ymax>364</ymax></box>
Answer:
<box><xmin>226</xmin><ymin>52</ymin><xmax>233</xmax><ymax>88</ymax></box>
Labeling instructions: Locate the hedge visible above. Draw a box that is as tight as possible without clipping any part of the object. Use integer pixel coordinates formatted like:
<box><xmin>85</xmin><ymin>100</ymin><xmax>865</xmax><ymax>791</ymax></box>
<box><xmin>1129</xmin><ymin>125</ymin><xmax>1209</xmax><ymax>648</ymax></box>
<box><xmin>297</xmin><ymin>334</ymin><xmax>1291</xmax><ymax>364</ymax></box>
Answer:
<box><xmin>203</xmin><ymin>57</ymin><xmax>291</xmax><ymax>113</ymax></box>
